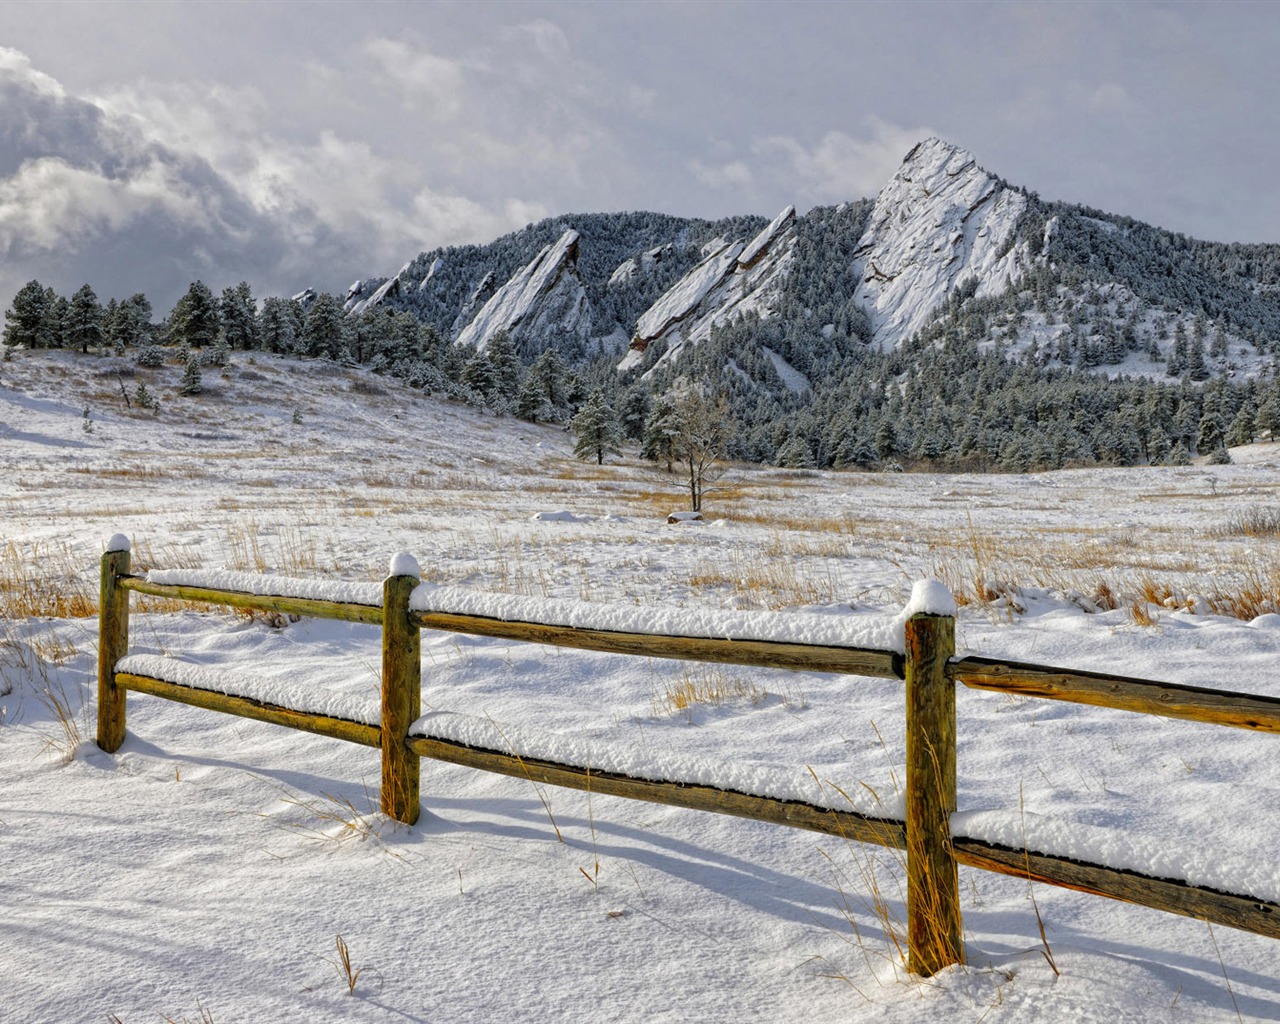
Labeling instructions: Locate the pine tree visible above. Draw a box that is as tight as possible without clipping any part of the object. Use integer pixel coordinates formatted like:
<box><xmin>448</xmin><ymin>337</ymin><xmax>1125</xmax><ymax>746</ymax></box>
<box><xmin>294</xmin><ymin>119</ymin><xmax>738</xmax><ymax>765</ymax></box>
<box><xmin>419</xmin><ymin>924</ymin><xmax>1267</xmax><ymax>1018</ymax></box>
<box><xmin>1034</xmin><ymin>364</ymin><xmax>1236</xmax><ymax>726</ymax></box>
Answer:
<box><xmin>112</xmin><ymin>293</ymin><xmax>153</xmax><ymax>348</ymax></box>
<box><xmin>515</xmin><ymin>375</ymin><xmax>546</xmax><ymax>422</ymax></box>
<box><xmin>220</xmin><ymin>282</ymin><xmax>258</xmax><ymax>350</ymax></box>
<box><xmin>1196</xmin><ymin>405</ymin><xmax>1223</xmax><ymax>454</ymax></box>
<box><xmin>1255</xmin><ymin>390</ymin><xmax>1280</xmax><ymax>442</ymax></box>
<box><xmin>180</xmin><ymin>355</ymin><xmax>203</xmax><ymax>395</ymax></box>
<box><xmin>570</xmin><ymin>389</ymin><xmax>623</xmax><ymax>465</ymax></box>
<box><xmin>1224</xmin><ymin>407</ymin><xmax>1254</xmax><ymax>448</ymax></box>
<box><xmin>618</xmin><ymin>383</ymin><xmax>652</xmax><ymax>441</ymax></box>
<box><xmin>1146</xmin><ymin>426</ymin><xmax>1172</xmax><ymax>465</ymax></box>
<box><xmin>1187</xmin><ymin>330</ymin><xmax>1209</xmax><ymax>382</ymax></box>
<box><xmin>460</xmin><ymin>349</ymin><xmax>497</xmax><ymax>402</ymax></box>
<box><xmin>44</xmin><ymin>289</ymin><xmax>68</xmax><ymax>349</ymax></box>
<box><xmin>209</xmin><ymin>330</ymin><xmax>232</xmax><ymax>367</ymax></box>
<box><xmin>641</xmin><ymin>390</ymin><xmax>678</xmax><ymax>472</ymax></box>
<box><xmin>169</xmin><ymin>281</ymin><xmax>220</xmax><ymax>349</ymax></box>
<box><xmin>259</xmin><ymin>296</ymin><xmax>302</xmax><ymax>354</ymax></box>
<box><xmin>774</xmin><ymin>434</ymin><xmax>812</xmax><ymax>468</ymax></box>
<box><xmin>1167</xmin><ymin>322</ymin><xmax>1188</xmax><ymax>377</ymax></box>
<box><xmin>2</xmin><ymin>280</ymin><xmax>50</xmax><ymax>349</ymax></box>
<box><xmin>134</xmin><ymin>382</ymin><xmax>159</xmax><ymax>413</ymax></box>
<box><xmin>485</xmin><ymin>330</ymin><xmax>522</xmax><ymax>407</ymax></box>
<box><xmin>67</xmin><ymin>284</ymin><xmax>105</xmax><ymax>354</ymax></box>
<box><xmin>104</xmin><ymin>298</ymin><xmax>120</xmax><ymax>353</ymax></box>
<box><xmin>522</xmin><ymin>348</ymin><xmax>570</xmax><ymax>422</ymax></box>
<box><xmin>302</xmin><ymin>293</ymin><xmax>348</xmax><ymax>360</ymax></box>
<box><xmin>874</xmin><ymin>418</ymin><xmax>898</xmax><ymax>461</ymax></box>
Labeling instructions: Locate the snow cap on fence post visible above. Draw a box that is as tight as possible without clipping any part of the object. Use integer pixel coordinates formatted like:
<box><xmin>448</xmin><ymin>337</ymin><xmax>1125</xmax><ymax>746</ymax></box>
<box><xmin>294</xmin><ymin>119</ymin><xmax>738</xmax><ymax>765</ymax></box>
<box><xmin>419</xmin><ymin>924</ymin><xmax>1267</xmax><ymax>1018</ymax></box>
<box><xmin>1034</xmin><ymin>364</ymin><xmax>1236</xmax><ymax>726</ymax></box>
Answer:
<box><xmin>106</xmin><ymin>533</ymin><xmax>131</xmax><ymax>554</ymax></box>
<box><xmin>389</xmin><ymin>552</ymin><xmax>421</xmax><ymax>580</ymax></box>
<box><xmin>904</xmin><ymin>578</ymin><xmax>956</xmax><ymax>618</ymax></box>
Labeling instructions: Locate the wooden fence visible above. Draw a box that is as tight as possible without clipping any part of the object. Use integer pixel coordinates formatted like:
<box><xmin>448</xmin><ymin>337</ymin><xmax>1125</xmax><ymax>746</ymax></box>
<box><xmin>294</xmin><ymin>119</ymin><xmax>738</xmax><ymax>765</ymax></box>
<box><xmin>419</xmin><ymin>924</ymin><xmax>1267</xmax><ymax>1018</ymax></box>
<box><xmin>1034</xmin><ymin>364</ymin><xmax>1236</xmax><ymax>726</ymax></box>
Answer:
<box><xmin>96</xmin><ymin>542</ymin><xmax>1280</xmax><ymax>977</ymax></box>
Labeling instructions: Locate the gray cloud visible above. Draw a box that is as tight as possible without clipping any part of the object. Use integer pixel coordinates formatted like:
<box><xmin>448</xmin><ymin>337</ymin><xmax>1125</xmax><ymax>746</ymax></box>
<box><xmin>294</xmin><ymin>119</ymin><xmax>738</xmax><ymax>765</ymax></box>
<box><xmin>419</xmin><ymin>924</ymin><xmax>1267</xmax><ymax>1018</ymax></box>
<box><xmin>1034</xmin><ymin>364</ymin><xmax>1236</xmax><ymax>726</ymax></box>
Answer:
<box><xmin>0</xmin><ymin>43</ymin><xmax>546</xmax><ymax>312</ymax></box>
<box><xmin>4</xmin><ymin>1</ymin><xmax>1280</xmax><ymax>315</ymax></box>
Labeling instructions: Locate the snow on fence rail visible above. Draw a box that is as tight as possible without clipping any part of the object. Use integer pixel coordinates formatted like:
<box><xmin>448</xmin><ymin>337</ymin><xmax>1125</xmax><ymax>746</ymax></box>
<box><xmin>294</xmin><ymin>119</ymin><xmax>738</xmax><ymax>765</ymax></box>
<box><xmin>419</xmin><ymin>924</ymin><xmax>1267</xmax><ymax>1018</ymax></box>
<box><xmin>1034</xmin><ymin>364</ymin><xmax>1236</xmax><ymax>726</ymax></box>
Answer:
<box><xmin>95</xmin><ymin>537</ymin><xmax>1280</xmax><ymax>977</ymax></box>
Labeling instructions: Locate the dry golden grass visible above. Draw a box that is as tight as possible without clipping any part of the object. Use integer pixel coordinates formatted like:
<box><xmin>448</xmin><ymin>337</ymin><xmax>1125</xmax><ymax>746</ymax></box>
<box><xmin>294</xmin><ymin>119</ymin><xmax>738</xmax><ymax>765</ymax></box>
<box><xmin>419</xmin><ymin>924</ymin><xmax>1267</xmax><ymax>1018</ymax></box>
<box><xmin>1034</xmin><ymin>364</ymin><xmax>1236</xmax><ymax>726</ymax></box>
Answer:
<box><xmin>1215</xmin><ymin>506</ymin><xmax>1280</xmax><ymax>538</ymax></box>
<box><xmin>68</xmin><ymin>464</ymin><xmax>178</xmax><ymax>481</ymax></box>
<box><xmin>1127</xmin><ymin>600</ymin><xmax>1161</xmax><ymax>627</ymax></box>
<box><xmin>132</xmin><ymin>537</ymin><xmax>203</xmax><ymax>571</ymax></box>
<box><xmin>0</xmin><ymin>541</ymin><xmax>97</xmax><ymax>619</ymax></box>
<box><xmin>33</xmin><ymin>674</ymin><xmax>87</xmax><ymax>761</ymax></box>
<box><xmin>922</xmin><ymin>514</ymin><xmax>1280</xmax><ymax>624</ymax></box>
<box><xmin>220</xmin><ymin>521</ymin><xmax>318</xmax><ymax>576</ymax></box>
<box><xmin>652</xmin><ymin>666</ymin><xmax>769</xmax><ymax>721</ymax></box>
<box><xmin>686</xmin><ymin>546</ymin><xmax>846</xmax><ymax>610</ymax></box>
<box><xmin>1205</xmin><ymin>559</ymin><xmax>1280</xmax><ymax>620</ymax></box>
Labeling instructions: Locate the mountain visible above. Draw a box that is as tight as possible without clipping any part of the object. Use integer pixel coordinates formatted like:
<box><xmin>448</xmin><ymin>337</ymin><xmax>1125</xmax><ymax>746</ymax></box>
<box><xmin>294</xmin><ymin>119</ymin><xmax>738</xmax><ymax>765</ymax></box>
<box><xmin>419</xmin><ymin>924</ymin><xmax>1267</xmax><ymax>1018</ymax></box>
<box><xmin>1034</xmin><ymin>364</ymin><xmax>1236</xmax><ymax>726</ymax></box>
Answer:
<box><xmin>339</xmin><ymin>210</ymin><xmax>769</xmax><ymax>363</ymax></box>
<box><xmin>219</xmin><ymin>139</ymin><xmax>1280</xmax><ymax>471</ymax></box>
<box><xmin>13</xmin><ymin>137</ymin><xmax>1280</xmax><ymax>474</ymax></box>
<box><xmin>452</xmin><ymin>229</ymin><xmax>591</xmax><ymax>356</ymax></box>
<box><xmin>339</xmin><ymin>138</ymin><xmax>1280</xmax><ymax>391</ymax></box>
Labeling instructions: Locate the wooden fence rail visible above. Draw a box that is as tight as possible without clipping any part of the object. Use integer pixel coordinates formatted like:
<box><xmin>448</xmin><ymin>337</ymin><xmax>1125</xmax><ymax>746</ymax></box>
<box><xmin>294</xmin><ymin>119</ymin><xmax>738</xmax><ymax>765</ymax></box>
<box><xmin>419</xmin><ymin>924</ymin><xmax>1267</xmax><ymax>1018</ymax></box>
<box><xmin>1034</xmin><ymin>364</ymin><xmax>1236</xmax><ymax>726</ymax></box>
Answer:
<box><xmin>96</xmin><ymin>539</ymin><xmax>1280</xmax><ymax>976</ymax></box>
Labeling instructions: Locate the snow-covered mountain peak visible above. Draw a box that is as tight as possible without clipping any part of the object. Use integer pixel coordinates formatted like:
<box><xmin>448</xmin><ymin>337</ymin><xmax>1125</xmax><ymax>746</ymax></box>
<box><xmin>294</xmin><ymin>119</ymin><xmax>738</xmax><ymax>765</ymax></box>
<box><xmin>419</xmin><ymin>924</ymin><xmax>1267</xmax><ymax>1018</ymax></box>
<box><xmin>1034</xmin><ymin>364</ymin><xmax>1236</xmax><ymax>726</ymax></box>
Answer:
<box><xmin>895</xmin><ymin>137</ymin><xmax>983</xmax><ymax>185</ymax></box>
<box><xmin>852</xmin><ymin>137</ymin><xmax>1027</xmax><ymax>346</ymax></box>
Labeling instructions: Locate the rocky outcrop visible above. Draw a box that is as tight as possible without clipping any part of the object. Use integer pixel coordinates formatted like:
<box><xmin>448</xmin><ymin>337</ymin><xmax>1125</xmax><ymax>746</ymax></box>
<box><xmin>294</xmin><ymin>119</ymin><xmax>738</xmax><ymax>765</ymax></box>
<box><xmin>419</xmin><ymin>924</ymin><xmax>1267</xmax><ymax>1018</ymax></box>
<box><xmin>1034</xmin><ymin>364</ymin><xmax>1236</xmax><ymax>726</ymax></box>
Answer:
<box><xmin>619</xmin><ymin>206</ymin><xmax>796</xmax><ymax>371</ymax></box>
<box><xmin>454</xmin><ymin>229</ymin><xmax>591</xmax><ymax>354</ymax></box>
<box><xmin>851</xmin><ymin>138</ymin><xmax>1027</xmax><ymax>347</ymax></box>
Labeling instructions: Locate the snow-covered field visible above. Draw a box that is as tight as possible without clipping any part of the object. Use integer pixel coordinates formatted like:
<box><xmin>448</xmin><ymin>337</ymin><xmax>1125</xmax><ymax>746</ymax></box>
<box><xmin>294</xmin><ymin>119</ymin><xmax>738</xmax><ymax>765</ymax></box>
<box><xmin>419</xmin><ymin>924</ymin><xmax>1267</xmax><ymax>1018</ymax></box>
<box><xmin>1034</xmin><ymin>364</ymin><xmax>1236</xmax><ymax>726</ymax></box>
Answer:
<box><xmin>4</xmin><ymin>350</ymin><xmax>1280</xmax><ymax>1022</ymax></box>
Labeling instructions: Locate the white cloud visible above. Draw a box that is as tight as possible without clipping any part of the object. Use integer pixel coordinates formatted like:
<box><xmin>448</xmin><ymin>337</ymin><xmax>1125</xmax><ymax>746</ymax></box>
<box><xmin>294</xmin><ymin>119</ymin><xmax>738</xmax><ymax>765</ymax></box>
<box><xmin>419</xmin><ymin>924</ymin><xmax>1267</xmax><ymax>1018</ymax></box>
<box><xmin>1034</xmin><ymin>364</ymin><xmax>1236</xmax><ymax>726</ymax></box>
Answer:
<box><xmin>0</xmin><ymin>46</ymin><xmax>63</xmax><ymax>98</ymax></box>
<box><xmin>0</xmin><ymin>155</ymin><xmax>216</xmax><ymax>252</ymax></box>
<box><xmin>753</xmin><ymin>119</ymin><xmax>935</xmax><ymax>203</ymax></box>
<box><xmin>361</xmin><ymin>38</ymin><xmax>464</xmax><ymax>118</ymax></box>
<box><xmin>0</xmin><ymin>48</ymin><xmax>548</xmax><ymax>306</ymax></box>
<box><xmin>690</xmin><ymin>159</ymin><xmax>755</xmax><ymax>192</ymax></box>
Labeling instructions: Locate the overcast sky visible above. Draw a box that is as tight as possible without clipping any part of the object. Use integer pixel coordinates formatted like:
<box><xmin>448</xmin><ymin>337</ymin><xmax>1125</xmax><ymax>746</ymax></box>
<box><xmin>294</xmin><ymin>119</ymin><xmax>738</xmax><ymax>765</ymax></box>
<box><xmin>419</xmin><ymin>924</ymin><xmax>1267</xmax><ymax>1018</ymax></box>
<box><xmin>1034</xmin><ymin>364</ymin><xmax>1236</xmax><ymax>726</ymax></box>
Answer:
<box><xmin>3</xmin><ymin>0</ymin><xmax>1278</xmax><ymax>313</ymax></box>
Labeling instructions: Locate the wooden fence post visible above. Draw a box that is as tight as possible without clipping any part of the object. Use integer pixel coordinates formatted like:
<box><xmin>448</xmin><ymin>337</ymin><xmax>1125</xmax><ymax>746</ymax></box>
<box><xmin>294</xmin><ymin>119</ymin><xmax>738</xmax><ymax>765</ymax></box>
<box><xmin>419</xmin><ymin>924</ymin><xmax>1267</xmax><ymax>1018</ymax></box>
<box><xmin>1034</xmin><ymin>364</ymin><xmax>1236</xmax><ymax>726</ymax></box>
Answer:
<box><xmin>382</xmin><ymin>554</ymin><xmax>421</xmax><ymax>825</ymax></box>
<box><xmin>97</xmin><ymin>534</ymin><xmax>131</xmax><ymax>753</ymax></box>
<box><xmin>904</xmin><ymin>608</ymin><xmax>961</xmax><ymax>976</ymax></box>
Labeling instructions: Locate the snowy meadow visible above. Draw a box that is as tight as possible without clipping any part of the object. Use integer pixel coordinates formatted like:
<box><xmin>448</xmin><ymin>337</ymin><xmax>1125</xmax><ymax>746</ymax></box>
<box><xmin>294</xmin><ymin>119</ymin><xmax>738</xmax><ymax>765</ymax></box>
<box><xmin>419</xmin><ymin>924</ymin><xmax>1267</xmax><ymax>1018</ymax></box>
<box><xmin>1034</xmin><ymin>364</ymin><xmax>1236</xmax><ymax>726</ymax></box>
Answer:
<box><xmin>4</xmin><ymin>350</ymin><xmax>1280</xmax><ymax>1022</ymax></box>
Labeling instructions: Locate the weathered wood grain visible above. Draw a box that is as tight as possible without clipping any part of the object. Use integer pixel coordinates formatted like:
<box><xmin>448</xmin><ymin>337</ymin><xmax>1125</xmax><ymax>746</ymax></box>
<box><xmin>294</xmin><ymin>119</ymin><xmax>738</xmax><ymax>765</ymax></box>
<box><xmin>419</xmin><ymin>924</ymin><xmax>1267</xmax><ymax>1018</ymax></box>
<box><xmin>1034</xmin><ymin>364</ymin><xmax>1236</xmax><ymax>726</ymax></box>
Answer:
<box><xmin>382</xmin><ymin>573</ymin><xmax>421</xmax><ymax>825</ymax></box>
<box><xmin>117</xmin><ymin>672</ymin><xmax>381</xmax><ymax>747</ymax></box>
<box><xmin>952</xmin><ymin>656</ymin><xmax>1280</xmax><ymax>732</ymax></box>
<box><xmin>412</xmin><ymin>610</ymin><xmax>903</xmax><ymax>679</ymax></box>
<box><xmin>904</xmin><ymin>612</ymin><xmax>962</xmax><ymax>976</ymax></box>
<box><xmin>96</xmin><ymin>549</ymin><xmax>131</xmax><ymax>753</ymax></box>
<box><xmin>118</xmin><ymin>577</ymin><xmax>383</xmax><ymax>625</ymax></box>
<box><xmin>952</xmin><ymin>836</ymin><xmax>1280</xmax><ymax>940</ymax></box>
<box><xmin>406</xmin><ymin>733</ymin><xmax>906</xmax><ymax>849</ymax></box>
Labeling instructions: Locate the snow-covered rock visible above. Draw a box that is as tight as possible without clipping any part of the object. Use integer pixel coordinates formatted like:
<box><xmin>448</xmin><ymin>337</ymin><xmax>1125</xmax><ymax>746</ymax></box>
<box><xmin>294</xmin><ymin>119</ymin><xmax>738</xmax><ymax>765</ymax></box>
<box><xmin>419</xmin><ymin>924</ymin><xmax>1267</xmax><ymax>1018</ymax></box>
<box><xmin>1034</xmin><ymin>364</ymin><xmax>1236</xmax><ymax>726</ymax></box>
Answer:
<box><xmin>608</xmin><ymin>244</ymin><xmax>676</xmax><ymax>288</ymax></box>
<box><xmin>620</xmin><ymin>206</ymin><xmax>797</xmax><ymax>372</ymax></box>
<box><xmin>454</xmin><ymin>229</ymin><xmax>591</xmax><ymax>354</ymax></box>
<box><xmin>851</xmin><ymin>138</ymin><xmax>1028</xmax><ymax>347</ymax></box>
